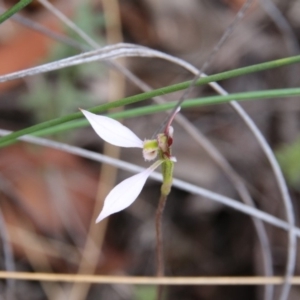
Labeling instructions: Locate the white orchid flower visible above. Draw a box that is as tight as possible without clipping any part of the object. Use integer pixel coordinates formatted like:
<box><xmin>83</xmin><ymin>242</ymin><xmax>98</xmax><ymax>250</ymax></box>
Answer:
<box><xmin>81</xmin><ymin>109</ymin><xmax>176</xmax><ymax>223</ymax></box>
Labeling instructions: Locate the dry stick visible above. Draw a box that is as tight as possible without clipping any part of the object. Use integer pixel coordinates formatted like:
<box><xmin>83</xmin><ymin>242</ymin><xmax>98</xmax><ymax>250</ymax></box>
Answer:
<box><xmin>1</xmin><ymin>271</ymin><xmax>300</xmax><ymax>285</ymax></box>
<box><xmin>3</xmin><ymin>4</ymin><xmax>274</xmax><ymax>298</ymax></box>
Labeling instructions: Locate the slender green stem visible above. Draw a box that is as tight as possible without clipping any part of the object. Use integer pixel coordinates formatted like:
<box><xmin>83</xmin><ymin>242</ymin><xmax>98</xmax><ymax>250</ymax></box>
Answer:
<box><xmin>27</xmin><ymin>86</ymin><xmax>300</xmax><ymax>140</ymax></box>
<box><xmin>0</xmin><ymin>53</ymin><xmax>300</xmax><ymax>146</ymax></box>
<box><xmin>0</xmin><ymin>87</ymin><xmax>298</xmax><ymax>148</ymax></box>
<box><xmin>109</xmin><ymin>87</ymin><xmax>300</xmax><ymax>119</ymax></box>
<box><xmin>0</xmin><ymin>0</ymin><xmax>32</xmax><ymax>24</ymax></box>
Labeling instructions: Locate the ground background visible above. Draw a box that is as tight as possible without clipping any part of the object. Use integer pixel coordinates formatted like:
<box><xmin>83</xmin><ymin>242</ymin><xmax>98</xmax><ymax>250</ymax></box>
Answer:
<box><xmin>0</xmin><ymin>0</ymin><xmax>299</xmax><ymax>299</ymax></box>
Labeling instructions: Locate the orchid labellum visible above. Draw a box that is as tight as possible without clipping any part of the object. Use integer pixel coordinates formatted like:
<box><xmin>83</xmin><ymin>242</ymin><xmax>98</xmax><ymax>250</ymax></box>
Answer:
<box><xmin>81</xmin><ymin>109</ymin><xmax>178</xmax><ymax>223</ymax></box>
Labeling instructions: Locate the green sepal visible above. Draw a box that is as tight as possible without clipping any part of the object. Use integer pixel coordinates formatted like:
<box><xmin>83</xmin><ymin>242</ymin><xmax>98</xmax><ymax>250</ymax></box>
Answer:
<box><xmin>143</xmin><ymin>139</ymin><xmax>158</xmax><ymax>150</ymax></box>
<box><xmin>161</xmin><ymin>159</ymin><xmax>174</xmax><ymax>196</ymax></box>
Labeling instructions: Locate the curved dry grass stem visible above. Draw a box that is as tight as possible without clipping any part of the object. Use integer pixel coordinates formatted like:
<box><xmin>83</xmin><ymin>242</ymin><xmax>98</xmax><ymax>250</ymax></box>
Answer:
<box><xmin>257</xmin><ymin>2</ymin><xmax>299</xmax><ymax>298</ymax></box>
<box><xmin>0</xmin><ymin>43</ymin><xmax>164</xmax><ymax>83</ymax></box>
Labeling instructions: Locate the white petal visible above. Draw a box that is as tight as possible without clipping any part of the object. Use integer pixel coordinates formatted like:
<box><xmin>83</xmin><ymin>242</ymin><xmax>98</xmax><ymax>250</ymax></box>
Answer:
<box><xmin>96</xmin><ymin>160</ymin><xmax>163</xmax><ymax>223</ymax></box>
<box><xmin>81</xmin><ymin>109</ymin><xmax>143</xmax><ymax>148</ymax></box>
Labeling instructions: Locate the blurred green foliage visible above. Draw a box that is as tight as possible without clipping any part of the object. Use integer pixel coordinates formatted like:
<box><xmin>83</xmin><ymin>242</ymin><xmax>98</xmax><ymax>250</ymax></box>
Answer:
<box><xmin>277</xmin><ymin>137</ymin><xmax>300</xmax><ymax>191</ymax></box>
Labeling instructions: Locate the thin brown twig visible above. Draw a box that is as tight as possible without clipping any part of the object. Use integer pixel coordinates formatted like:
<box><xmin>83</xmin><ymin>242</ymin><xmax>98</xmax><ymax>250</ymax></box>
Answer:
<box><xmin>155</xmin><ymin>194</ymin><xmax>168</xmax><ymax>277</ymax></box>
<box><xmin>155</xmin><ymin>194</ymin><xmax>168</xmax><ymax>300</ymax></box>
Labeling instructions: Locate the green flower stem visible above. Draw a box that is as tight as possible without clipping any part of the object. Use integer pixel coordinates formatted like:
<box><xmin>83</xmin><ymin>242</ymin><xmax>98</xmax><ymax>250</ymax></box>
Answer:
<box><xmin>0</xmin><ymin>54</ymin><xmax>300</xmax><ymax>146</ymax></box>
<box><xmin>0</xmin><ymin>0</ymin><xmax>32</xmax><ymax>24</ymax></box>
